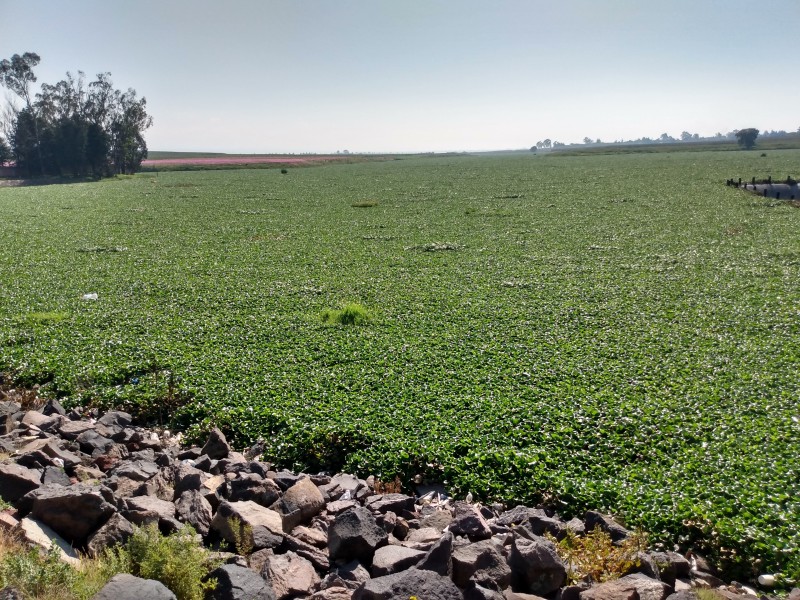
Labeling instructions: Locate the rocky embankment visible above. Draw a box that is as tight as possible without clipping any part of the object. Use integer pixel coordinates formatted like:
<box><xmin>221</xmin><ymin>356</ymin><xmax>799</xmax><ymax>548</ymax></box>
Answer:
<box><xmin>0</xmin><ymin>390</ymin><xmax>796</xmax><ymax>600</ymax></box>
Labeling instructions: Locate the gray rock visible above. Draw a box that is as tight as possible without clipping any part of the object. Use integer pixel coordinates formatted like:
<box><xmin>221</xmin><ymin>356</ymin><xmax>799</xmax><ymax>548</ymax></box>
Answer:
<box><xmin>41</xmin><ymin>440</ymin><xmax>82</xmax><ymax>468</ymax></box>
<box><xmin>260</xmin><ymin>550</ymin><xmax>321</xmax><ymax>600</ymax></box>
<box><xmin>211</xmin><ymin>500</ymin><xmax>284</xmax><ymax>551</ymax></box>
<box><xmin>284</xmin><ymin>533</ymin><xmax>331</xmax><ymax>571</ymax></box>
<box><xmin>86</xmin><ymin>512</ymin><xmax>135</xmax><ymax>557</ymax></box>
<box><xmin>364</xmin><ymin>493</ymin><xmax>416</xmax><ymax>515</ymax></box>
<box><xmin>452</xmin><ymin>538</ymin><xmax>511</xmax><ymax>589</ymax></box>
<box><xmin>205</xmin><ymin>564</ymin><xmax>275</xmax><ymax>600</ymax></box>
<box><xmin>508</xmin><ymin>533</ymin><xmax>566</xmax><ymax>596</ymax></box>
<box><xmin>76</xmin><ymin>429</ymin><xmax>115</xmax><ymax>456</ymax></box>
<box><xmin>0</xmin><ymin>463</ymin><xmax>41</xmax><ymax>504</ymax></box>
<box><xmin>271</xmin><ymin>476</ymin><xmax>325</xmax><ymax>531</ymax></box>
<box><xmin>42</xmin><ymin>398</ymin><xmax>66</xmax><ymax>416</ymax></box>
<box><xmin>580</xmin><ymin>574</ymin><xmax>670</xmax><ymax>600</ymax></box>
<box><xmin>21</xmin><ymin>483</ymin><xmax>116</xmax><ymax>542</ymax></box>
<box><xmin>353</xmin><ymin>567</ymin><xmax>462</xmax><ymax>600</ymax></box>
<box><xmin>201</xmin><ymin>427</ymin><xmax>231</xmax><ymax>460</ymax></box>
<box><xmin>126</xmin><ymin>495</ymin><xmax>176</xmax><ymax>521</ymax></box>
<box><xmin>371</xmin><ymin>544</ymin><xmax>426</xmax><ymax>577</ymax></box>
<box><xmin>328</xmin><ymin>506</ymin><xmax>389</xmax><ymax>563</ymax></box>
<box><xmin>175</xmin><ymin>489</ymin><xmax>213</xmax><ymax>536</ymax></box>
<box><xmin>227</xmin><ymin>473</ymin><xmax>281</xmax><ymax>507</ymax></box>
<box><xmin>57</xmin><ymin>419</ymin><xmax>96</xmax><ymax>440</ymax></box>
<box><xmin>665</xmin><ymin>592</ymin><xmax>699</xmax><ymax>600</ymax></box>
<box><xmin>112</xmin><ymin>459</ymin><xmax>159</xmax><ymax>482</ymax></box>
<box><xmin>96</xmin><ymin>411</ymin><xmax>133</xmax><ymax>434</ymax></box>
<box><xmin>584</xmin><ymin>511</ymin><xmax>630</xmax><ymax>542</ymax></box>
<box><xmin>450</xmin><ymin>501</ymin><xmax>493</xmax><ymax>541</ymax></box>
<box><xmin>16</xmin><ymin>517</ymin><xmax>80</xmax><ymax>565</ymax></box>
<box><xmin>416</xmin><ymin>529</ymin><xmax>454</xmax><ymax>576</ymax></box>
<box><xmin>0</xmin><ymin>400</ymin><xmax>21</xmax><ymax>434</ymax></box>
<box><xmin>173</xmin><ymin>463</ymin><xmax>207</xmax><ymax>496</ymax></box>
<box><xmin>267</xmin><ymin>469</ymin><xmax>302</xmax><ymax>491</ymax></box>
<box><xmin>464</xmin><ymin>581</ymin><xmax>506</xmax><ymax>600</ymax></box>
<box><xmin>495</xmin><ymin>506</ymin><xmax>564</xmax><ymax>538</ymax></box>
<box><xmin>336</xmin><ymin>559</ymin><xmax>371</xmax><ymax>587</ymax></box>
<box><xmin>420</xmin><ymin>510</ymin><xmax>453</xmax><ymax>532</ymax></box>
<box><xmin>91</xmin><ymin>573</ymin><xmax>176</xmax><ymax>600</ymax></box>
<box><xmin>41</xmin><ymin>466</ymin><xmax>71</xmax><ymax>486</ymax></box>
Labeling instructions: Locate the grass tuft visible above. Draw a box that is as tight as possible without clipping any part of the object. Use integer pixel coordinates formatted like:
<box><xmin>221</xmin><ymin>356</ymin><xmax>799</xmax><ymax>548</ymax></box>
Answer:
<box><xmin>321</xmin><ymin>303</ymin><xmax>371</xmax><ymax>325</ymax></box>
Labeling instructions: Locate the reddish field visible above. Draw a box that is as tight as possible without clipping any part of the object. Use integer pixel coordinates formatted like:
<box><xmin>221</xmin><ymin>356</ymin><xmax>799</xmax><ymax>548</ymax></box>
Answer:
<box><xmin>141</xmin><ymin>155</ymin><xmax>347</xmax><ymax>167</ymax></box>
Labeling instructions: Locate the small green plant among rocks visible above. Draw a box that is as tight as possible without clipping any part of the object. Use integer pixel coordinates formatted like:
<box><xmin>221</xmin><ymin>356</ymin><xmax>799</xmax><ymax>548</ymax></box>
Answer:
<box><xmin>548</xmin><ymin>527</ymin><xmax>649</xmax><ymax>585</ymax></box>
<box><xmin>321</xmin><ymin>302</ymin><xmax>371</xmax><ymax>325</ymax></box>
<box><xmin>108</xmin><ymin>524</ymin><xmax>219</xmax><ymax>600</ymax></box>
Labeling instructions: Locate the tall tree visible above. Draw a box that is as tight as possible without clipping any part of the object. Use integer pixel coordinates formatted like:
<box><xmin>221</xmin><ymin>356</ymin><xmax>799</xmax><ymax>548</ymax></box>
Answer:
<box><xmin>0</xmin><ymin>52</ymin><xmax>43</xmax><ymax>173</ymax></box>
<box><xmin>735</xmin><ymin>128</ymin><xmax>759</xmax><ymax>150</ymax></box>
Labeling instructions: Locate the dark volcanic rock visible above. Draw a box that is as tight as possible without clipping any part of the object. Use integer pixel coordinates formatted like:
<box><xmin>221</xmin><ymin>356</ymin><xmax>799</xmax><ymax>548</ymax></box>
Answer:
<box><xmin>508</xmin><ymin>533</ymin><xmax>567</xmax><ymax>596</ymax></box>
<box><xmin>0</xmin><ymin>463</ymin><xmax>41</xmax><ymax>504</ymax></box>
<box><xmin>201</xmin><ymin>427</ymin><xmax>231</xmax><ymax>460</ymax></box>
<box><xmin>328</xmin><ymin>506</ymin><xmax>388</xmax><ymax>563</ymax></box>
<box><xmin>205</xmin><ymin>564</ymin><xmax>276</xmax><ymax>600</ymax></box>
<box><xmin>353</xmin><ymin>567</ymin><xmax>463</xmax><ymax>600</ymax></box>
<box><xmin>92</xmin><ymin>573</ymin><xmax>176</xmax><ymax>600</ymax></box>
<box><xmin>21</xmin><ymin>483</ymin><xmax>116</xmax><ymax>542</ymax></box>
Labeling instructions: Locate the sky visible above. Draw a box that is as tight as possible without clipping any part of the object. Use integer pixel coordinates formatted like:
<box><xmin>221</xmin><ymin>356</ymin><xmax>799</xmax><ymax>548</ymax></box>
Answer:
<box><xmin>1</xmin><ymin>0</ymin><xmax>798</xmax><ymax>154</ymax></box>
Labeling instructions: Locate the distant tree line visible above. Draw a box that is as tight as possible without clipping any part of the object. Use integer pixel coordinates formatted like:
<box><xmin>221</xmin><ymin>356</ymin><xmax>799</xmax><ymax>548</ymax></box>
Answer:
<box><xmin>531</xmin><ymin>126</ymin><xmax>800</xmax><ymax>153</ymax></box>
<box><xmin>0</xmin><ymin>52</ymin><xmax>152</xmax><ymax>178</ymax></box>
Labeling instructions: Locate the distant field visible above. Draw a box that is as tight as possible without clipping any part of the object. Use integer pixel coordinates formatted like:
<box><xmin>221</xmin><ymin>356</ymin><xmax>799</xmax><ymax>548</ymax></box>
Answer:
<box><xmin>1</xmin><ymin>150</ymin><xmax>799</xmax><ymax>579</ymax></box>
<box><xmin>142</xmin><ymin>152</ymin><xmax>396</xmax><ymax>171</ymax></box>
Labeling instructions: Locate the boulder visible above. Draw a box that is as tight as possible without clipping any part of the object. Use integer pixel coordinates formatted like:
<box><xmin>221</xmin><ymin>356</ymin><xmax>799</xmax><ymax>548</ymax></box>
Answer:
<box><xmin>364</xmin><ymin>493</ymin><xmax>416</xmax><ymax>515</ymax></box>
<box><xmin>260</xmin><ymin>550</ymin><xmax>321</xmax><ymax>600</ymax></box>
<box><xmin>284</xmin><ymin>533</ymin><xmax>331</xmax><ymax>571</ymax></box>
<box><xmin>125</xmin><ymin>495</ymin><xmax>176</xmax><ymax>521</ymax></box>
<box><xmin>75</xmin><ymin>430</ymin><xmax>114</xmax><ymax>456</ymax></box>
<box><xmin>201</xmin><ymin>427</ymin><xmax>231</xmax><ymax>460</ymax></box>
<box><xmin>173</xmin><ymin>463</ymin><xmax>207</xmax><ymax>496</ymax></box>
<box><xmin>211</xmin><ymin>500</ymin><xmax>284</xmax><ymax>550</ymax></box>
<box><xmin>86</xmin><ymin>513</ymin><xmax>135</xmax><ymax>557</ymax></box>
<box><xmin>452</xmin><ymin>539</ymin><xmax>511</xmax><ymax>589</ymax></box>
<box><xmin>328</xmin><ymin>506</ymin><xmax>388</xmax><ymax>563</ymax></box>
<box><xmin>205</xmin><ymin>564</ymin><xmax>275</xmax><ymax>600</ymax></box>
<box><xmin>450</xmin><ymin>501</ymin><xmax>492</xmax><ymax>541</ymax></box>
<box><xmin>417</xmin><ymin>530</ymin><xmax>454</xmax><ymax>576</ymax></box>
<box><xmin>20</xmin><ymin>483</ymin><xmax>116</xmax><ymax>542</ymax></box>
<box><xmin>580</xmin><ymin>574</ymin><xmax>670</xmax><ymax>600</ymax></box>
<box><xmin>16</xmin><ymin>517</ymin><xmax>80</xmax><ymax>565</ymax></box>
<box><xmin>584</xmin><ymin>511</ymin><xmax>631</xmax><ymax>542</ymax></box>
<box><xmin>271</xmin><ymin>476</ymin><xmax>325</xmax><ymax>531</ymax></box>
<box><xmin>353</xmin><ymin>567</ymin><xmax>462</xmax><ymax>600</ymax></box>
<box><xmin>227</xmin><ymin>473</ymin><xmax>281</xmax><ymax>507</ymax></box>
<box><xmin>0</xmin><ymin>463</ymin><xmax>41</xmax><ymax>504</ymax></box>
<box><xmin>91</xmin><ymin>573</ymin><xmax>176</xmax><ymax>600</ymax></box>
<box><xmin>508</xmin><ymin>533</ymin><xmax>566</xmax><ymax>596</ymax></box>
<box><xmin>371</xmin><ymin>544</ymin><xmax>426</xmax><ymax>577</ymax></box>
<box><xmin>175</xmin><ymin>489</ymin><xmax>213</xmax><ymax>536</ymax></box>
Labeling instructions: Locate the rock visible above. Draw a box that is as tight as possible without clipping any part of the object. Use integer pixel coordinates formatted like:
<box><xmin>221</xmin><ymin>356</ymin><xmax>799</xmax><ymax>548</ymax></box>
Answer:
<box><xmin>495</xmin><ymin>506</ymin><xmax>565</xmax><ymax>538</ymax></box>
<box><xmin>465</xmin><ymin>581</ymin><xmax>506</xmax><ymax>599</ymax></box>
<box><xmin>16</xmin><ymin>517</ymin><xmax>80</xmax><ymax>565</ymax></box>
<box><xmin>96</xmin><ymin>411</ymin><xmax>133</xmax><ymax>434</ymax></box>
<box><xmin>328</xmin><ymin>506</ymin><xmax>389</xmax><ymax>563</ymax></box>
<box><xmin>41</xmin><ymin>440</ymin><xmax>82</xmax><ymax>468</ymax></box>
<box><xmin>20</xmin><ymin>483</ymin><xmax>116</xmax><ymax>542</ymax></box>
<box><xmin>565</xmin><ymin>517</ymin><xmax>586</xmax><ymax>536</ymax></box>
<box><xmin>292</xmin><ymin>524</ymin><xmax>328</xmax><ymax>548</ymax></box>
<box><xmin>91</xmin><ymin>573</ymin><xmax>176</xmax><ymax>600</ymax></box>
<box><xmin>211</xmin><ymin>500</ymin><xmax>284</xmax><ymax>551</ymax></box>
<box><xmin>75</xmin><ymin>430</ymin><xmax>115</xmax><ymax>456</ymax></box>
<box><xmin>0</xmin><ymin>401</ymin><xmax>21</xmax><ymax>434</ymax></box>
<box><xmin>57</xmin><ymin>419</ymin><xmax>95</xmax><ymax>440</ymax></box>
<box><xmin>201</xmin><ymin>427</ymin><xmax>231</xmax><ymax>460</ymax></box>
<box><xmin>584</xmin><ymin>511</ymin><xmax>630</xmax><ymax>542</ymax></box>
<box><xmin>421</xmin><ymin>510</ymin><xmax>453</xmax><ymax>532</ymax></box>
<box><xmin>787</xmin><ymin>589</ymin><xmax>800</xmax><ymax>600</ymax></box>
<box><xmin>227</xmin><ymin>473</ymin><xmax>281</xmax><ymax>507</ymax></box>
<box><xmin>267</xmin><ymin>469</ymin><xmax>302</xmax><ymax>491</ymax></box>
<box><xmin>353</xmin><ymin>567</ymin><xmax>462</xmax><ymax>600</ymax></box>
<box><xmin>336</xmin><ymin>559</ymin><xmax>371</xmax><ymax>588</ymax></box>
<box><xmin>260</xmin><ymin>550</ymin><xmax>321</xmax><ymax>600</ymax></box>
<box><xmin>0</xmin><ymin>463</ymin><xmax>41</xmax><ymax>503</ymax></box>
<box><xmin>452</xmin><ymin>538</ymin><xmax>511</xmax><ymax>589</ymax></box>
<box><xmin>173</xmin><ymin>463</ymin><xmax>207</xmax><ymax>496</ymax></box>
<box><xmin>133</xmin><ymin>468</ymin><xmax>175</xmax><ymax>501</ymax></box>
<box><xmin>271</xmin><ymin>476</ymin><xmax>325</xmax><ymax>531</ymax></box>
<box><xmin>371</xmin><ymin>544</ymin><xmax>426</xmax><ymax>577</ymax></box>
<box><xmin>284</xmin><ymin>533</ymin><xmax>331</xmax><ymax>571</ymax></box>
<box><xmin>175</xmin><ymin>489</ymin><xmax>213</xmax><ymax>536</ymax></box>
<box><xmin>205</xmin><ymin>564</ymin><xmax>275</xmax><ymax>600</ymax></box>
<box><xmin>508</xmin><ymin>533</ymin><xmax>566</xmax><ymax>596</ymax></box>
<box><xmin>112</xmin><ymin>459</ymin><xmax>159</xmax><ymax>482</ymax></box>
<box><xmin>450</xmin><ymin>501</ymin><xmax>493</xmax><ymax>541</ymax></box>
<box><xmin>125</xmin><ymin>495</ymin><xmax>176</xmax><ymax>522</ymax></box>
<box><xmin>666</xmin><ymin>593</ymin><xmax>698</xmax><ymax>600</ymax></box>
<box><xmin>86</xmin><ymin>512</ymin><xmax>135</xmax><ymax>557</ymax></box>
<box><xmin>327</xmin><ymin>499</ymin><xmax>358</xmax><ymax>514</ymax></box>
<box><xmin>580</xmin><ymin>574</ymin><xmax>670</xmax><ymax>600</ymax></box>
<box><xmin>365</xmin><ymin>493</ymin><xmax>415</xmax><ymax>515</ymax></box>
<box><xmin>41</xmin><ymin>466</ymin><xmax>71</xmax><ymax>486</ymax></box>
<box><xmin>406</xmin><ymin>526</ymin><xmax>443</xmax><ymax>544</ymax></box>
<box><xmin>417</xmin><ymin>530</ymin><xmax>454</xmax><ymax>576</ymax></box>
<box><xmin>42</xmin><ymin>398</ymin><xmax>66</xmax><ymax>417</ymax></box>
<box><xmin>21</xmin><ymin>410</ymin><xmax>58</xmax><ymax>431</ymax></box>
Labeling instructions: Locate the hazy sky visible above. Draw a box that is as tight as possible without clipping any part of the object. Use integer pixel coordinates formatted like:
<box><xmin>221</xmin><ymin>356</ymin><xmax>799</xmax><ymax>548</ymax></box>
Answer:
<box><xmin>1</xmin><ymin>0</ymin><xmax>798</xmax><ymax>153</ymax></box>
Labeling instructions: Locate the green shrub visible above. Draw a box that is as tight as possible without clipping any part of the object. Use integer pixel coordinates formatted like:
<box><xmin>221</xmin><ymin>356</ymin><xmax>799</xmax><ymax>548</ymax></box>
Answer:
<box><xmin>549</xmin><ymin>527</ymin><xmax>648</xmax><ymax>585</ymax></box>
<box><xmin>320</xmin><ymin>302</ymin><xmax>370</xmax><ymax>325</ymax></box>
<box><xmin>108</xmin><ymin>524</ymin><xmax>219</xmax><ymax>600</ymax></box>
